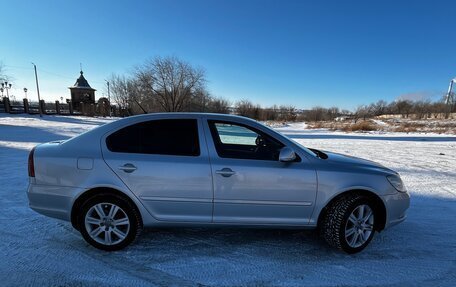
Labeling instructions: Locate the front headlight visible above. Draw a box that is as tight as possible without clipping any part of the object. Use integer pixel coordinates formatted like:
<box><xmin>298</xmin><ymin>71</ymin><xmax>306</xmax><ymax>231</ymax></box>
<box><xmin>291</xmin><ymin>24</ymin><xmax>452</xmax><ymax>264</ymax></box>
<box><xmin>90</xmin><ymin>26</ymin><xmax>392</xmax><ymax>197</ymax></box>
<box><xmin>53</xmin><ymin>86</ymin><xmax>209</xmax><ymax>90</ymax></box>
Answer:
<box><xmin>387</xmin><ymin>175</ymin><xmax>407</xmax><ymax>192</ymax></box>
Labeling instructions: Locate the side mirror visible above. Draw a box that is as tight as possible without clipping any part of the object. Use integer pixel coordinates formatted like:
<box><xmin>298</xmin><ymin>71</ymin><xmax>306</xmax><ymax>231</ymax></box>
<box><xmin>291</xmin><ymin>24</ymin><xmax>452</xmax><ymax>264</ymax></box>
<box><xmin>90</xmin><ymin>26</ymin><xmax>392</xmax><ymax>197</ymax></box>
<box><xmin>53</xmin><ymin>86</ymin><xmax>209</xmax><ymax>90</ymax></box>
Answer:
<box><xmin>279</xmin><ymin>147</ymin><xmax>296</xmax><ymax>162</ymax></box>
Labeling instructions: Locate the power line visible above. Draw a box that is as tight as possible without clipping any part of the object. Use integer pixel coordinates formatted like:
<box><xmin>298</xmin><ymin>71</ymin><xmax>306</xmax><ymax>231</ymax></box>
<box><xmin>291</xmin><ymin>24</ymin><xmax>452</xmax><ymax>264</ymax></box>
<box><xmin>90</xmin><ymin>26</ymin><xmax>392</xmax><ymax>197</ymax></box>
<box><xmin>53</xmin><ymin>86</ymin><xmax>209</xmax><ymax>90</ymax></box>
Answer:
<box><xmin>5</xmin><ymin>64</ymin><xmax>76</xmax><ymax>80</ymax></box>
<box><xmin>37</xmin><ymin>68</ymin><xmax>106</xmax><ymax>85</ymax></box>
<box><xmin>38</xmin><ymin>69</ymin><xmax>76</xmax><ymax>80</ymax></box>
<box><xmin>5</xmin><ymin>64</ymin><xmax>103</xmax><ymax>82</ymax></box>
<box><xmin>4</xmin><ymin>64</ymin><xmax>33</xmax><ymax>70</ymax></box>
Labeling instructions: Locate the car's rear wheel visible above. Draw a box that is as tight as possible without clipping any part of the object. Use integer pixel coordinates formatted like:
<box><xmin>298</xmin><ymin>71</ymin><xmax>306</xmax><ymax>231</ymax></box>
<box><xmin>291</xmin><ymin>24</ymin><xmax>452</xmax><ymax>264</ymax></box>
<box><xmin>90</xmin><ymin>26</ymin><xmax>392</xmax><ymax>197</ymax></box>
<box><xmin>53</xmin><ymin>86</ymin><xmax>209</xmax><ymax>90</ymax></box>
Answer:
<box><xmin>78</xmin><ymin>194</ymin><xmax>142</xmax><ymax>251</ymax></box>
<box><xmin>320</xmin><ymin>194</ymin><xmax>376</xmax><ymax>254</ymax></box>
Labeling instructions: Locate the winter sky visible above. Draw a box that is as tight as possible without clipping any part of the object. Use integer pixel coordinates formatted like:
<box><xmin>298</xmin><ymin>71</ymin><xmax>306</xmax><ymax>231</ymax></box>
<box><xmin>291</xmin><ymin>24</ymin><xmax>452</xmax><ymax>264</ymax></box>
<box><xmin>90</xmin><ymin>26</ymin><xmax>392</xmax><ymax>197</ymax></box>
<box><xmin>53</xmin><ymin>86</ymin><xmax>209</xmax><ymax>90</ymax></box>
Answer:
<box><xmin>1</xmin><ymin>0</ymin><xmax>455</xmax><ymax>109</ymax></box>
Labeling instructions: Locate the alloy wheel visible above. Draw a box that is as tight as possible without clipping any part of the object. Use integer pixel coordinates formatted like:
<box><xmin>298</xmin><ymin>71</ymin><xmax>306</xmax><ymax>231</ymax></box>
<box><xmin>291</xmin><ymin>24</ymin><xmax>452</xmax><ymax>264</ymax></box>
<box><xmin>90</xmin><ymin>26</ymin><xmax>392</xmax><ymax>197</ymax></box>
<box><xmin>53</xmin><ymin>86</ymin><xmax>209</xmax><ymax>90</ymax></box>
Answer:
<box><xmin>84</xmin><ymin>203</ymin><xmax>130</xmax><ymax>246</ymax></box>
<box><xmin>344</xmin><ymin>204</ymin><xmax>374</xmax><ymax>248</ymax></box>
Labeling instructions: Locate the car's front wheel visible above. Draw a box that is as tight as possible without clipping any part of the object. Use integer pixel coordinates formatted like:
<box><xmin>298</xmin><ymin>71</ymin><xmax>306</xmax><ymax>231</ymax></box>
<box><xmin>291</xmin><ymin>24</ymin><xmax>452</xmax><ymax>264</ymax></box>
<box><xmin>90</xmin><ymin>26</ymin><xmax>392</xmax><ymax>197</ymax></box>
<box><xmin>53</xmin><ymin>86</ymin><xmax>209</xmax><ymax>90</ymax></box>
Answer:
<box><xmin>77</xmin><ymin>194</ymin><xmax>142</xmax><ymax>251</ymax></box>
<box><xmin>321</xmin><ymin>194</ymin><xmax>376</xmax><ymax>254</ymax></box>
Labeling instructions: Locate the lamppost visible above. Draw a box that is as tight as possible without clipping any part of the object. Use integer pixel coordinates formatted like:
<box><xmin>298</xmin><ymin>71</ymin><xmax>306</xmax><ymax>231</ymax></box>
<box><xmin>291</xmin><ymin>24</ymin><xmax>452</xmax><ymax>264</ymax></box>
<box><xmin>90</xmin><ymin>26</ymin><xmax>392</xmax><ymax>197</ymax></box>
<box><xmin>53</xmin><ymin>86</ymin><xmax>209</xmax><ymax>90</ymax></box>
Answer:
<box><xmin>24</xmin><ymin>88</ymin><xmax>28</xmax><ymax>100</ymax></box>
<box><xmin>105</xmin><ymin>80</ymin><xmax>111</xmax><ymax>117</ymax></box>
<box><xmin>1</xmin><ymin>82</ymin><xmax>12</xmax><ymax>99</ymax></box>
<box><xmin>32</xmin><ymin>63</ymin><xmax>43</xmax><ymax>117</ymax></box>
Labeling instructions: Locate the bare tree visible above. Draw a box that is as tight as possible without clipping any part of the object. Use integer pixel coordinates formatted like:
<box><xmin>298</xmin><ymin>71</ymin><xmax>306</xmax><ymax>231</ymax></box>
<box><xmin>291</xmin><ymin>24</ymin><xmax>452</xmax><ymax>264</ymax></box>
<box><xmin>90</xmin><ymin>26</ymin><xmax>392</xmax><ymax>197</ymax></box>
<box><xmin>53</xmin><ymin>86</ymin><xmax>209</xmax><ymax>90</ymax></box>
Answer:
<box><xmin>107</xmin><ymin>74</ymin><xmax>131</xmax><ymax>111</ymax></box>
<box><xmin>134</xmin><ymin>56</ymin><xmax>206</xmax><ymax>112</ymax></box>
<box><xmin>263</xmin><ymin>105</ymin><xmax>279</xmax><ymax>121</ymax></box>
<box><xmin>371</xmin><ymin>100</ymin><xmax>388</xmax><ymax>116</ymax></box>
<box><xmin>328</xmin><ymin>106</ymin><xmax>340</xmax><ymax>119</ymax></box>
<box><xmin>413</xmin><ymin>100</ymin><xmax>431</xmax><ymax>119</ymax></box>
<box><xmin>0</xmin><ymin>62</ymin><xmax>8</xmax><ymax>83</ymax></box>
<box><xmin>187</xmin><ymin>88</ymin><xmax>211</xmax><ymax>112</ymax></box>
<box><xmin>106</xmin><ymin>74</ymin><xmax>148</xmax><ymax>115</ymax></box>
<box><xmin>206</xmin><ymin>97</ymin><xmax>231</xmax><ymax>113</ymax></box>
<box><xmin>353</xmin><ymin>105</ymin><xmax>369</xmax><ymax>122</ymax></box>
<box><xmin>278</xmin><ymin>105</ymin><xmax>297</xmax><ymax>121</ymax></box>
<box><xmin>235</xmin><ymin>99</ymin><xmax>255</xmax><ymax>117</ymax></box>
<box><xmin>301</xmin><ymin>106</ymin><xmax>334</xmax><ymax>122</ymax></box>
<box><xmin>394</xmin><ymin>100</ymin><xmax>413</xmax><ymax>118</ymax></box>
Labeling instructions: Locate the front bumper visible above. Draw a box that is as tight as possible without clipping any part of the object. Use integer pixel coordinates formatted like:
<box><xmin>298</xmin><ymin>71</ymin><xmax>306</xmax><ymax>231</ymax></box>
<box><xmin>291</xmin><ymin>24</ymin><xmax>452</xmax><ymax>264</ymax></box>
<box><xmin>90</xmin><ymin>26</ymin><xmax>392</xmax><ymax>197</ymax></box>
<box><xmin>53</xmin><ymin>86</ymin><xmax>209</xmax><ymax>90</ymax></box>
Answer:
<box><xmin>382</xmin><ymin>191</ymin><xmax>410</xmax><ymax>229</ymax></box>
<box><xmin>27</xmin><ymin>183</ymin><xmax>84</xmax><ymax>221</ymax></box>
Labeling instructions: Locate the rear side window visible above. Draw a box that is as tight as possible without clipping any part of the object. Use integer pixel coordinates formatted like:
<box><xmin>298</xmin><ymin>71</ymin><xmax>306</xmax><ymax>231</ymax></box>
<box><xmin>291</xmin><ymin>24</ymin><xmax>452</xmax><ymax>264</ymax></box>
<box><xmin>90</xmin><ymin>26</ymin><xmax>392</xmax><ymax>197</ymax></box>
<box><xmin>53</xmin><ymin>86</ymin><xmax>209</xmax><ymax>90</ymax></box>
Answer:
<box><xmin>106</xmin><ymin>119</ymin><xmax>200</xmax><ymax>156</ymax></box>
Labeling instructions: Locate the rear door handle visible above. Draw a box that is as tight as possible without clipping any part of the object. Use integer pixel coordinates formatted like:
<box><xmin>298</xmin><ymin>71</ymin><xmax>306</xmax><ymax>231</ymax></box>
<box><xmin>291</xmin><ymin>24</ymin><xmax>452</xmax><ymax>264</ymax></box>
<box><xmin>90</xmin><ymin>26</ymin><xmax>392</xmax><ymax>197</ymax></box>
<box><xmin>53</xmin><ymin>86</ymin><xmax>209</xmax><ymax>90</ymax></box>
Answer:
<box><xmin>215</xmin><ymin>168</ymin><xmax>236</xmax><ymax>177</ymax></box>
<box><xmin>118</xmin><ymin>163</ymin><xmax>137</xmax><ymax>173</ymax></box>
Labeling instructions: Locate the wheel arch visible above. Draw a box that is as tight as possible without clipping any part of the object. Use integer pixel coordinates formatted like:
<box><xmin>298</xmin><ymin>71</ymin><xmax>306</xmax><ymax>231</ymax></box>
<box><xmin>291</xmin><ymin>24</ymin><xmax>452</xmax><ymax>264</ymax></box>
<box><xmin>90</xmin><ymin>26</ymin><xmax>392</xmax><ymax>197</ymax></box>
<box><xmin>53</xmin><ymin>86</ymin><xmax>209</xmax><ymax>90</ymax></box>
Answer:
<box><xmin>71</xmin><ymin>187</ymin><xmax>143</xmax><ymax>230</ymax></box>
<box><xmin>317</xmin><ymin>189</ymin><xmax>387</xmax><ymax>232</ymax></box>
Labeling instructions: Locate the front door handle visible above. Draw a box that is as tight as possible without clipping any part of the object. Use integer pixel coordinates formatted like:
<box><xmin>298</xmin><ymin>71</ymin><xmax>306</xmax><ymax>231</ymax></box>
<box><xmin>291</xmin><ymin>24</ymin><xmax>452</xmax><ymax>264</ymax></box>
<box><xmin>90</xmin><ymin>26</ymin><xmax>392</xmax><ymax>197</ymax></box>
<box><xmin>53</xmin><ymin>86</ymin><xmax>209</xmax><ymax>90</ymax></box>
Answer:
<box><xmin>215</xmin><ymin>168</ymin><xmax>236</xmax><ymax>177</ymax></box>
<box><xmin>118</xmin><ymin>163</ymin><xmax>137</xmax><ymax>173</ymax></box>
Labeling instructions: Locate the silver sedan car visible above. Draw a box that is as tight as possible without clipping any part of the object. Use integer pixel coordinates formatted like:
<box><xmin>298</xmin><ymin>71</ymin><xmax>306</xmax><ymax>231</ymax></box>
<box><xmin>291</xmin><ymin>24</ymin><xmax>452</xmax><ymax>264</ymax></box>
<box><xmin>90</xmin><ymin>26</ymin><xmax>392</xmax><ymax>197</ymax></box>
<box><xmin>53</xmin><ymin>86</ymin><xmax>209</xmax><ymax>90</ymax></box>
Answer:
<box><xmin>27</xmin><ymin>113</ymin><xmax>409</xmax><ymax>253</ymax></box>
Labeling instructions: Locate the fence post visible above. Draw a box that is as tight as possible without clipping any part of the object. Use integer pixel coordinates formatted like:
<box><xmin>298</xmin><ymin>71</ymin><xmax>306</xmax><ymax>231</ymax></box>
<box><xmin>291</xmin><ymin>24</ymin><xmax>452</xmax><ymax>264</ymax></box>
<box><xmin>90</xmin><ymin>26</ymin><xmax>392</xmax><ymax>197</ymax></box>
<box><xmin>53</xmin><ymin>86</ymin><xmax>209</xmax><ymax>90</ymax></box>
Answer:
<box><xmin>39</xmin><ymin>100</ymin><xmax>46</xmax><ymax>115</ymax></box>
<box><xmin>90</xmin><ymin>103</ymin><xmax>95</xmax><ymax>117</ymax></box>
<box><xmin>55</xmin><ymin>101</ymin><xmax>60</xmax><ymax>114</ymax></box>
<box><xmin>3</xmin><ymin>97</ymin><xmax>11</xmax><ymax>113</ymax></box>
<box><xmin>23</xmin><ymin>98</ymin><xmax>29</xmax><ymax>114</ymax></box>
<box><xmin>69</xmin><ymin>101</ymin><xmax>74</xmax><ymax>115</ymax></box>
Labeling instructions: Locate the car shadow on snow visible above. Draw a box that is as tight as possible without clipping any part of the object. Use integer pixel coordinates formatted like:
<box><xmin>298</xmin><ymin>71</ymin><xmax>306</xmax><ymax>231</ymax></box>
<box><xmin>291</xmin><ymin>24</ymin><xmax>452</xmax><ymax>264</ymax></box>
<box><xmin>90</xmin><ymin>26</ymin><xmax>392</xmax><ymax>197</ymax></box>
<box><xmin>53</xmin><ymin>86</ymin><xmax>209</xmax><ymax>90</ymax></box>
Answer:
<box><xmin>84</xmin><ymin>193</ymin><xmax>455</xmax><ymax>262</ymax></box>
<box><xmin>133</xmin><ymin>227</ymin><xmax>380</xmax><ymax>259</ymax></box>
<box><xmin>0</xmin><ymin>124</ymin><xmax>71</xmax><ymax>143</ymax></box>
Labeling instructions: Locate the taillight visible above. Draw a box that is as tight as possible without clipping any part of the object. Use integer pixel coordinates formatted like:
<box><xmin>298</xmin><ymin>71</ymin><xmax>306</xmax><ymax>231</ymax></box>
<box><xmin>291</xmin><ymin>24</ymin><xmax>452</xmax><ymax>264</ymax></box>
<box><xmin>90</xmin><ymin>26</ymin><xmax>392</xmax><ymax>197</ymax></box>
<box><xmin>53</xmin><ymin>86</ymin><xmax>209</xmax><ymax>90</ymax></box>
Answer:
<box><xmin>28</xmin><ymin>147</ymin><xmax>36</xmax><ymax>177</ymax></box>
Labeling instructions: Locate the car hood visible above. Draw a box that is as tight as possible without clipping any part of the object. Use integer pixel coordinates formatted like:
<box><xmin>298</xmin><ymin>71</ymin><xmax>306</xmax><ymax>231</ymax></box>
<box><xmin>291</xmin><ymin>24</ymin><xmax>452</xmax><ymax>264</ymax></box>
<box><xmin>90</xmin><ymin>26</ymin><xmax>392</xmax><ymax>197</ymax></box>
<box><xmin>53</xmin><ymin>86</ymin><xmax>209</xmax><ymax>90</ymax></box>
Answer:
<box><xmin>321</xmin><ymin>150</ymin><xmax>397</xmax><ymax>175</ymax></box>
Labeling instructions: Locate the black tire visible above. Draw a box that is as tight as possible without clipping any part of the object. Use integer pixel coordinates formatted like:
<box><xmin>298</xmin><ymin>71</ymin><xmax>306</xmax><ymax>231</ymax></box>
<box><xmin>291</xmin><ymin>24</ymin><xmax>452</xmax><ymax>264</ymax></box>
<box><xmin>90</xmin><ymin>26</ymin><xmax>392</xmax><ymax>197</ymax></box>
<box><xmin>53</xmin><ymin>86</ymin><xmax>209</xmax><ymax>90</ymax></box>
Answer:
<box><xmin>320</xmin><ymin>193</ymin><xmax>376</xmax><ymax>254</ymax></box>
<box><xmin>77</xmin><ymin>193</ymin><xmax>142</xmax><ymax>251</ymax></box>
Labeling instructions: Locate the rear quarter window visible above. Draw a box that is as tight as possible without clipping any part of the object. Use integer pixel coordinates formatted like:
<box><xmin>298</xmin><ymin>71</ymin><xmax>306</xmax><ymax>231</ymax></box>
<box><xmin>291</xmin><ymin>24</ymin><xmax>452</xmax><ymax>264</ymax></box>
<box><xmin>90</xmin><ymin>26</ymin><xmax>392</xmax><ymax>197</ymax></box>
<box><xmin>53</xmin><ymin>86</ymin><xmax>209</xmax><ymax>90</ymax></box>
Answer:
<box><xmin>106</xmin><ymin>119</ymin><xmax>200</xmax><ymax>156</ymax></box>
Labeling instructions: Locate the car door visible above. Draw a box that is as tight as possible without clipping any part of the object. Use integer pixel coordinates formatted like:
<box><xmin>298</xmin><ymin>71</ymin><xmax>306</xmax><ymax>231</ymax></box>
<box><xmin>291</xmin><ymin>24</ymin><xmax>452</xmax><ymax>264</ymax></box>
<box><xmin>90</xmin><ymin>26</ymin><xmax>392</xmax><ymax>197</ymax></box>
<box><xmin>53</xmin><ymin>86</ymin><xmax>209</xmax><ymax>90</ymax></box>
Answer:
<box><xmin>204</xmin><ymin>118</ymin><xmax>317</xmax><ymax>225</ymax></box>
<box><xmin>101</xmin><ymin>117</ymin><xmax>213</xmax><ymax>222</ymax></box>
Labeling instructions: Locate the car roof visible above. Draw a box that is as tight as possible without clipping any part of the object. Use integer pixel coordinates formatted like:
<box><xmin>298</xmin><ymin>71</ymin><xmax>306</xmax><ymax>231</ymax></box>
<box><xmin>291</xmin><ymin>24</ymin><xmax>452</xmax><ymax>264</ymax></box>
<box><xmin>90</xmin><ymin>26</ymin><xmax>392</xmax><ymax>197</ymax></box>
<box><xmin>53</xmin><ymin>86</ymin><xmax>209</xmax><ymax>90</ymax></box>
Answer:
<box><xmin>127</xmin><ymin>112</ymin><xmax>245</xmax><ymax>118</ymax></box>
<box><xmin>125</xmin><ymin>112</ymin><xmax>257</xmax><ymax>122</ymax></box>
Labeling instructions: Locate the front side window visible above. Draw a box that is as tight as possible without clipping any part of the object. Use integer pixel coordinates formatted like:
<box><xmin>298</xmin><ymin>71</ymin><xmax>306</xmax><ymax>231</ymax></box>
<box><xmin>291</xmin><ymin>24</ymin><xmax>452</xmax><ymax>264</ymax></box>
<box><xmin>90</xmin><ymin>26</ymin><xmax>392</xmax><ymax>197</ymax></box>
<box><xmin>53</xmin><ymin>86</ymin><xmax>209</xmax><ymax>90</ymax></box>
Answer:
<box><xmin>106</xmin><ymin>119</ymin><xmax>200</xmax><ymax>156</ymax></box>
<box><xmin>208</xmin><ymin>120</ymin><xmax>284</xmax><ymax>161</ymax></box>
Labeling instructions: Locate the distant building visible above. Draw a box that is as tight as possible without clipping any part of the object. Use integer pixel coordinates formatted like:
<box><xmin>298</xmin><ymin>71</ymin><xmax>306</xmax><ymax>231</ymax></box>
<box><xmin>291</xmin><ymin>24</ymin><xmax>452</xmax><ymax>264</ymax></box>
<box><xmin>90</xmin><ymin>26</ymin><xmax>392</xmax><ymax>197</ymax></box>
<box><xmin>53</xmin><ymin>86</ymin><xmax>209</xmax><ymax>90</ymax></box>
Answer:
<box><xmin>69</xmin><ymin>70</ymin><xmax>96</xmax><ymax>111</ymax></box>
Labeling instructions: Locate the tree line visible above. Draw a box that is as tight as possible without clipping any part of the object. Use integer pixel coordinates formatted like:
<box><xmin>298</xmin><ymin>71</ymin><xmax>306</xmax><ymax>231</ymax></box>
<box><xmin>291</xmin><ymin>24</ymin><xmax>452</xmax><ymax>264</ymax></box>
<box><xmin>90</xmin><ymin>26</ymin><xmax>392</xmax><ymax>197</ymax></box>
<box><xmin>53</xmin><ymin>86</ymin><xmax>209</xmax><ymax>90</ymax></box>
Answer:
<box><xmin>350</xmin><ymin>99</ymin><xmax>454</xmax><ymax>121</ymax></box>
<box><xmin>83</xmin><ymin>56</ymin><xmax>453</xmax><ymax>120</ymax></box>
<box><xmin>108</xmin><ymin>56</ymin><xmax>298</xmax><ymax>120</ymax></box>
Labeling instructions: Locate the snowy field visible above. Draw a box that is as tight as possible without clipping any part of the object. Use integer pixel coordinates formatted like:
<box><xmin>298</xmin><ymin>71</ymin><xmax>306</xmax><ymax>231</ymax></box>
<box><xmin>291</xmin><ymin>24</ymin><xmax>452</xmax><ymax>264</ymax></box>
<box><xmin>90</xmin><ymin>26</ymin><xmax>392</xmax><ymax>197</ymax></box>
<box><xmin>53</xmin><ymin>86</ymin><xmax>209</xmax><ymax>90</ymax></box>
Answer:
<box><xmin>0</xmin><ymin>115</ymin><xmax>455</xmax><ymax>287</ymax></box>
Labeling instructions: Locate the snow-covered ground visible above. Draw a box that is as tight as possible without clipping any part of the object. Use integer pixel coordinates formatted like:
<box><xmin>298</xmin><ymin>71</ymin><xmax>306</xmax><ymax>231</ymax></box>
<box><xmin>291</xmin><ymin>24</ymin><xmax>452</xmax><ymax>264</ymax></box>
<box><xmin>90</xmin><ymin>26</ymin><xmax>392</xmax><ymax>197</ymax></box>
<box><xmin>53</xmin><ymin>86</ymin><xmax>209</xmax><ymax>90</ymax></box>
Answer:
<box><xmin>0</xmin><ymin>115</ymin><xmax>455</xmax><ymax>287</ymax></box>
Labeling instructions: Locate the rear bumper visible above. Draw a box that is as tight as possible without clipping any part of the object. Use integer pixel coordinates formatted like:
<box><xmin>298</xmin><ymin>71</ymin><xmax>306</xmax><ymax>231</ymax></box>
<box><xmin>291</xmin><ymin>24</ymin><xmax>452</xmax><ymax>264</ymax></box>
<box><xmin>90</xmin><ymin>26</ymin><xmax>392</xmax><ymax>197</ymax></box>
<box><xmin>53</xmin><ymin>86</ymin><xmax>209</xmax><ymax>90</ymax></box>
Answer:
<box><xmin>382</xmin><ymin>191</ymin><xmax>410</xmax><ymax>229</ymax></box>
<box><xmin>27</xmin><ymin>184</ymin><xmax>84</xmax><ymax>221</ymax></box>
